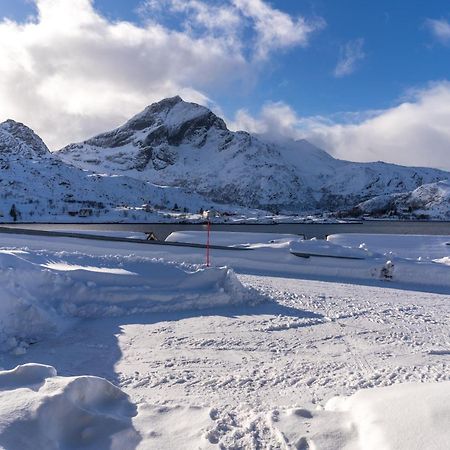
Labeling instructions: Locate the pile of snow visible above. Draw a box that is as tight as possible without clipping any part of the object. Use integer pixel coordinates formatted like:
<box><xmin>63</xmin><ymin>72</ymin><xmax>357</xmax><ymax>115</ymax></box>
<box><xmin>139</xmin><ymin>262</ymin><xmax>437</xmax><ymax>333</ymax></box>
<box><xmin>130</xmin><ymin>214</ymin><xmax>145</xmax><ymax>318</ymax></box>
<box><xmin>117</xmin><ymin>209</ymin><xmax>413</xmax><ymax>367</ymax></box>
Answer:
<box><xmin>0</xmin><ymin>249</ymin><xmax>263</xmax><ymax>353</ymax></box>
<box><xmin>0</xmin><ymin>363</ymin><xmax>140</xmax><ymax>449</ymax></box>
<box><xmin>326</xmin><ymin>381</ymin><xmax>450</xmax><ymax>450</ymax></box>
<box><xmin>434</xmin><ymin>256</ymin><xmax>450</xmax><ymax>266</ymax></box>
<box><xmin>290</xmin><ymin>238</ymin><xmax>375</xmax><ymax>259</ymax></box>
<box><xmin>273</xmin><ymin>381</ymin><xmax>450</xmax><ymax>450</ymax></box>
<box><xmin>287</xmin><ymin>238</ymin><xmax>450</xmax><ymax>290</ymax></box>
<box><xmin>166</xmin><ymin>230</ymin><xmax>302</xmax><ymax>247</ymax></box>
<box><xmin>328</xmin><ymin>233</ymin><xmax>450</xmax><ymax>262</ymax></box>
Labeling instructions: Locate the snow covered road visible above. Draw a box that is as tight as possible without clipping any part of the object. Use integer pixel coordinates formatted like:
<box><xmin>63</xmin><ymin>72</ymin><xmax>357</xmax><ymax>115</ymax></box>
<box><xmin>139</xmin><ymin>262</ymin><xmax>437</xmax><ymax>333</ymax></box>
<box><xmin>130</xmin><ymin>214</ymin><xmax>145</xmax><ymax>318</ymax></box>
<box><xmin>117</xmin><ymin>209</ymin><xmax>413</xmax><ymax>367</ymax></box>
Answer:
<box><xmin>2</xmin><ymin>273</ymin><xmax>448</xmax><ymax>448</ymax></box>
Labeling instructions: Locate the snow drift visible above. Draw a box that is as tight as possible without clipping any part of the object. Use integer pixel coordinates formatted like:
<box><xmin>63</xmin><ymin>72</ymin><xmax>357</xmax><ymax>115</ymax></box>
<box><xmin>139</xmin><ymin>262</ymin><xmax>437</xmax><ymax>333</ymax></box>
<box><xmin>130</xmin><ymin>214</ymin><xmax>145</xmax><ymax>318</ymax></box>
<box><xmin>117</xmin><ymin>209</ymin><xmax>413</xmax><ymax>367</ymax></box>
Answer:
<box><xmin>327</xmin><ymin>381</ymin><xmax>450</xmax><ymax>450</ymax></box>
<box><xmin>166</xmin><ymin>230</ymin><xmax>301</xmax><ymax>247</ymax></box>
<box><xmin>273</xmin><ymin>381</ymin><xmax>450</xmax><ymax>450</ymax></box>
<box><xmin>0</xmin><ymin>249</ymin><xmax>263</xmax><ymax>353</ymax></box>
<box><xmin>0</xmin><ymin>363</ymin><xmax>139</xmax><ymax>450</ymax></box>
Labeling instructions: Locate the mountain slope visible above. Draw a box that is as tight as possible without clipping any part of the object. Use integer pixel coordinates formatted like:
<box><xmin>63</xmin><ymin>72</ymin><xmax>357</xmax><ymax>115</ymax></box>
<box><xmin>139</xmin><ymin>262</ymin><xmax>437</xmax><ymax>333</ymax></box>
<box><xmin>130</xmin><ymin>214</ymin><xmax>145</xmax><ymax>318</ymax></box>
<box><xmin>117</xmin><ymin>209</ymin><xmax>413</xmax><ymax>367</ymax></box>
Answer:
<box><xmin>58</xmin><ymin>97</ymin><xmax>450</xmax><ymax>213</ymax></box>
<box><xmin>354</xmin><ymin>179</ymin><xmax>450</xmax><ymax>219</ymax></box>
<box><xmin>59</xmin><ymin>97</ymin><xmax>308</xmax><ymax>211</ymax></box>
<box><xmin>0</xmin><ymin>119</ymin><xmax>235</xmax><ymax>222</ymax></box>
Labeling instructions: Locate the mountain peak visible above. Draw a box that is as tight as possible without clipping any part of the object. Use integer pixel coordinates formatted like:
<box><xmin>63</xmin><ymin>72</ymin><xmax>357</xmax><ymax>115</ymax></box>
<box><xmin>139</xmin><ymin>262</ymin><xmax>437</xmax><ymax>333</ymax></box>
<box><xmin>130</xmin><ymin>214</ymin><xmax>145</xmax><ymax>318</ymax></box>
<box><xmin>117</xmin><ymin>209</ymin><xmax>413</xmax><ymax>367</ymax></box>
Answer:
<box><xmin>156</xmin><ymin>95</ymin><xmax>183</xmax><ymax>107</ymax></box>
<box><xmin>0</xmin><ymin>119</ymin><xmax>50</xmax><ymax>156</ymax></box>
<box><xmin>66</xmin><ymin>96</ymin><xmax>229</xmax><ymax>157</ymax></box>
<box><xmin>127</xmin><ymin>96</ymin><xmax>227</xmax><ymax>133</ymax></box>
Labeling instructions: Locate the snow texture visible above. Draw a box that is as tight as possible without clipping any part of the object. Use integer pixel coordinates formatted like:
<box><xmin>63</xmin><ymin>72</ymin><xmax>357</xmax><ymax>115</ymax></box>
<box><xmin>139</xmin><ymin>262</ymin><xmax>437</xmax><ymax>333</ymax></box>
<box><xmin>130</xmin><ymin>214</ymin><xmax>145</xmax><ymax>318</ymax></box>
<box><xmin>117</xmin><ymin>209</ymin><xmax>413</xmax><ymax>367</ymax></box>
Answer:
<box><xmin>0</xmin><ymin>363</ymin><xmax>140</xmax><ymax>450</ymax></box>
<box><xmin>167</xmin><ymin>230</ymin><xmax>302</xmax><ymax>247</ymax></box>
<box><xmin>0</xmin><ymin>233</ymin><xmax>448</xmax><ymax>448</ymax></box>
<box><xmin>326</xmin><ymin>381</ymin><xmax>450</xmax><ymax>450</ymax></box>
<box><xmin>0</xmin><ymin>248</ymin><xmax>263</xmax><ymax>354</ymax></box>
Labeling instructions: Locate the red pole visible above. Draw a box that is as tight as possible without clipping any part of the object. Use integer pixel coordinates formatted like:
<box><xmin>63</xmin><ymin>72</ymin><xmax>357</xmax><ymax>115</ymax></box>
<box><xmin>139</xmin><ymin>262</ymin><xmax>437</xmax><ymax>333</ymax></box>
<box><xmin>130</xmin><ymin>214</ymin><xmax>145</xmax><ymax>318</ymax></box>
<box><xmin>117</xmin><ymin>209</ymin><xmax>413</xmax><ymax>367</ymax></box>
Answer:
<box><xmin>206</xmin><ymin>219</ymin><xmax>211</xmax><ymax>267</ymax></box>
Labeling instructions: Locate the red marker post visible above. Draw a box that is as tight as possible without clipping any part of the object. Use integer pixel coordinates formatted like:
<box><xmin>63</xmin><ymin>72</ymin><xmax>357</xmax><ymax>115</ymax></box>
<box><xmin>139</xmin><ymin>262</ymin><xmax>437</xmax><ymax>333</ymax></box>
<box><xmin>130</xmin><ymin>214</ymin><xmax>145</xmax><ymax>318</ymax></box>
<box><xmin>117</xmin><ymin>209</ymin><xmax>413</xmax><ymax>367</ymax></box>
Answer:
<box><xmin>203</xmin><ymin>211</ymin><xmax>211</xmax><ymax>267</ymax></box>
<box><xmin>206</xmin><ymin>218</ymin><xmax>211</xmax><ymax>267</ymax></box>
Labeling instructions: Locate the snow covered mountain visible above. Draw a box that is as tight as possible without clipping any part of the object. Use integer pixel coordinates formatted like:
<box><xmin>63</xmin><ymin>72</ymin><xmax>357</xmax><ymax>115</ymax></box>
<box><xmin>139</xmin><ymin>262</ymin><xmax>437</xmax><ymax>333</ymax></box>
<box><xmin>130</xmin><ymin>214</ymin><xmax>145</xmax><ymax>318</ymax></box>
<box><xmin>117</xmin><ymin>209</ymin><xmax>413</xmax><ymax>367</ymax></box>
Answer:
<box><xmin>0</xmin><ymin>119</ymin><xmax>235</xmax><ymax>222</ymax></box>
<box><xmin>58</xmin><ymin>96</ymin><xmax>450</xmax><ymax>213</ymax></box>
<box><xmin>353</xmin><ymin>179</ymin><xmax>450</xmax><ymax>219</ymax></box>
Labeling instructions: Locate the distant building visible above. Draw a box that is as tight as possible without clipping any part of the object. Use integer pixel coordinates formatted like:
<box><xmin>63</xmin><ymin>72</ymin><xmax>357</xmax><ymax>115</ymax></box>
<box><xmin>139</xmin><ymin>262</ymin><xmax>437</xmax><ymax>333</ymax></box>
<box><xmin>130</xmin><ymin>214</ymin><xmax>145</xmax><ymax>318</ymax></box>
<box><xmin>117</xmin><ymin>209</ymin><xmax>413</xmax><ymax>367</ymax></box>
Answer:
<box><xmin>79</xmin><ymin>208</ymin><xmax>93</xmax><ymax>217</ymax></box>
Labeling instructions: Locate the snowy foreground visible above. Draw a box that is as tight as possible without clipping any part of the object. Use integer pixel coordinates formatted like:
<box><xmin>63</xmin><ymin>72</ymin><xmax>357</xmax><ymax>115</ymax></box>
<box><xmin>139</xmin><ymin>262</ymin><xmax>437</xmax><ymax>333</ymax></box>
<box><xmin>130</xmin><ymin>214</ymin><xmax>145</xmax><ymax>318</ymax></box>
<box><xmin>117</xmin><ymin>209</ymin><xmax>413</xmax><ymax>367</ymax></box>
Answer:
<box><xmin>0</xmin><ymin>231</ymin><xmax>449</xmax><ymax>449</ymax></box>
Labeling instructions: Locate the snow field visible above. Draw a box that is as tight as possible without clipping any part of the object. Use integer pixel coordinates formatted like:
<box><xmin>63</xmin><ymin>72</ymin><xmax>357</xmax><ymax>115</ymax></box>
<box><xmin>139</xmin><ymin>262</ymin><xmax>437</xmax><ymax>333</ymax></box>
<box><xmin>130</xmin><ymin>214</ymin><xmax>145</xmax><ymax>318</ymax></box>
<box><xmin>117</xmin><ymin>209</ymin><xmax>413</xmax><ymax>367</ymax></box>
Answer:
<box><xmin>167</xmin><ymin>231</ymin><xmax>450</xmax><ymax>292</ymax></box>
<box><xmin>0</xmin><ymin>232</ymin><xmax>449</xmax><ymax>448</ymax></box>
<box><xmin>8</xmin><ymin>273</ymin><xmax>445</xmax><ymax>449</ymax></box>
<box><xmin>5</xmin><ymin>365</ymin><xmax>446</xmax><ymax>449</ymax></box>
<box><xmin>0</xmin><ymin>248</ymin><xmax>264</xmax><ymax>354</ymax></box>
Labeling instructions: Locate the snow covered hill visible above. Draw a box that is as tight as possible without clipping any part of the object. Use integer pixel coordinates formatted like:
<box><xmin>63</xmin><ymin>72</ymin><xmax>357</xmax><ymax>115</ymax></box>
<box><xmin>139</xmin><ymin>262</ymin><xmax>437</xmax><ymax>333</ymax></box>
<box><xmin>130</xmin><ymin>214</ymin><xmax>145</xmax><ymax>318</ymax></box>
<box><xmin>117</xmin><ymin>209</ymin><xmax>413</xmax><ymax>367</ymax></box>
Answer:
<box><xmin>0</xmin><ymin>119</ymin><xmax>248</xmax><ymax>222</ymax></box>
<box><xmin>58</xmin><ymin>96</ymin><xmax>450</xmax><ymax>214</ymax></box>
<box><xmin>353</xmin><ymin>179</ymin><xmax>450</xmax><ymax>219</ymax></box>
<box><xmin>2</xmin><ymin>98</ymin><xmax>449</xmax><ymax>220</ymax></box>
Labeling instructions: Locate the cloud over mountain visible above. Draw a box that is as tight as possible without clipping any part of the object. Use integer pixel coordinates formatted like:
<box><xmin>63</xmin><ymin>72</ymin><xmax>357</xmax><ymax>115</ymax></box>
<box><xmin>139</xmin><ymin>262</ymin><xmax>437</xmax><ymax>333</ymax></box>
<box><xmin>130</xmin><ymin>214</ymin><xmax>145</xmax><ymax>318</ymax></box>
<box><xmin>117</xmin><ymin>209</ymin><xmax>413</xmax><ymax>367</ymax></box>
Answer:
<box><xmin>0</xmin><ymin>0</ymin><xmax>322</xmax><ymax>149</ymax></box>
<box><xmin>232</xmin><ymin>82</ymin><xmax>450</xmax><ymax>171</ymax></box>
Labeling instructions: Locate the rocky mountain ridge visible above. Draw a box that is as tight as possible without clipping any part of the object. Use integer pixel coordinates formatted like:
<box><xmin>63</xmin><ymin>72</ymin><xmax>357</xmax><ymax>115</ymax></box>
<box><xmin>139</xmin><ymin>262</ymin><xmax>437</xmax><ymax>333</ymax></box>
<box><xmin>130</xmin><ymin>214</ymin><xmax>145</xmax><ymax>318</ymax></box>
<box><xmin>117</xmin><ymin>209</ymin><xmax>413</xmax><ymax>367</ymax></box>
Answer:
<box><xmin>1</xmin><ymin>97</ymin><xmax>449</xmax><ymax>221</ymax></box>
<box><xmin>0</xmin><ymin>118</ymin><xmax>236</xmax><ymax>222</ymax></box>
<box><xmin>58</xmin><ymin>96</ymin><xmax>450</xmax><ymax>214</ymax></box>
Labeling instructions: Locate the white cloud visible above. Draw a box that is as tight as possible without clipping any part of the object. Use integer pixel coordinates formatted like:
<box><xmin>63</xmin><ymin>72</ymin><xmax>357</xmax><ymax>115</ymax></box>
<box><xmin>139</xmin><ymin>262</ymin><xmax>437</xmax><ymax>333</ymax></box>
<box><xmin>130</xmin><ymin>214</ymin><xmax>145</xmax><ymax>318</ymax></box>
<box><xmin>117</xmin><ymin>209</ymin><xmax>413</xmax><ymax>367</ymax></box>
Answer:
<box><xmin>231</xmin><ymin>102</ymin><xmax>303</xmax><ymax>138</ymax></box>
<box><xmin>232</xmin><ymin>0</ymin><xmax>325</xmax><ymax>59</ymax></box>
<box><xmin>0</xmin><ymin>0</ymin><xmax>322</xmax><ymax>149</ymax></box>
<box><xmin>425</xmin><ymin>18</ymin><xmax>450</xmax><ymax>44</ymax></box>
<box><xmin>334</xmin><ymin>38</ymin><xmax>365</xmax><ymax>78</ymax></box>
<box><xmin>231</xmin><ymin>82</ymin><xmax>450</xmax><ymax>171</ymax></box>
<box><xmin>143</xmin><ymin>0</ymin><xmax>242</xmax><ymax>36</ymax></box>
<box><xmin>141</xmin><ymin>0</ymin><xmax>324</xmax><ymax>60</ymax></box>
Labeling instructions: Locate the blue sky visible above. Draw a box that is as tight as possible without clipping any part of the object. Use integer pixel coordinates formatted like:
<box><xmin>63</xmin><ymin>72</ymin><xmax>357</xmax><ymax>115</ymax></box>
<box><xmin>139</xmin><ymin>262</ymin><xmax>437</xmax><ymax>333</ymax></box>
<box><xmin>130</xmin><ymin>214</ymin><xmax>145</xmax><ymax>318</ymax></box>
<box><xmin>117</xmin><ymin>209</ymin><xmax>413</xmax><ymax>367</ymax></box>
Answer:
<box><xmin>1</xmin><ymin>0</ymin><xmax>450</xmax><ymax>169</ymax></box>
<box><xmin>4</xmin><ymin>0</ymin><xmax>449</xmax><ymax>116</ymax></box>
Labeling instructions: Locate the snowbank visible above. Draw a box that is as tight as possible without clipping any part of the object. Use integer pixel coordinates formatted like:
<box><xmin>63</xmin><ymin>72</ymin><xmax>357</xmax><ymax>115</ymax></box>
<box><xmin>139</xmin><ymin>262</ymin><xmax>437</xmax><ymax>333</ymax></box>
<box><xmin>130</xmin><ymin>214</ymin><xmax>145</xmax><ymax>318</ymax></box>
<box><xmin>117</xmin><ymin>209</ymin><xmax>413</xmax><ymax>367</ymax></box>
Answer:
<box><xmin>328</xmin><ymin>233</ymin><xmax>450</xmax><ymax>261</ymax></box>
<box><xmin>289</xmin><ymin>238</ymin><xmax>450</xmax><ymax>290</ymax></box>
<box><xmin>166</xmin><ymin>230</ymin><xmax>302</xmax><ymax>247</ymax></box>
<box><xmin>272</xmin><ymin>382</ymin><xmax>450</xmax><ymax>450</ymax></box>
<box><xmin>0</xmin><ymin>249</ymin><xmax>263</xmax><ymax>353</ymax></box>
<box><xmin>0</xmin><ymin>363</ymin><xmax>140</xmax><ymax>449</ymax></box>
<box><xmin>327</xmin><ymin>381</ymin><xmax>450</xmax><ymax>450</ymax></box>
<box><xmin>290</xmin><ymin>238</ymin><xmax>375</xmax><ymax>259</ymax></box>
